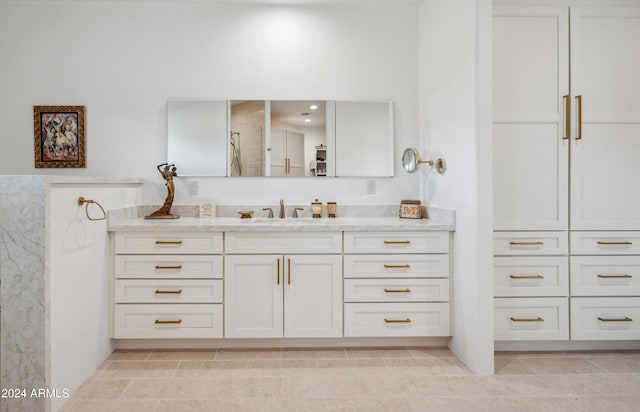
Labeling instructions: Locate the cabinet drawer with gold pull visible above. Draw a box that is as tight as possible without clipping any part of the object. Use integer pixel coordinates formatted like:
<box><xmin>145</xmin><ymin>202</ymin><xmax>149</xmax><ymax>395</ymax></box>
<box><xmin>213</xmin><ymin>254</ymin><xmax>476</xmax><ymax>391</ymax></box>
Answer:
<box><xmin>115</xmin><ymin>279</ymin><xmax>222</xmax><ymax>303</ymax></box>
<box><xmin>494</xmin><ymin>297</ymin><xmax>569</xmax><ymax>341</ymax></box>
<box><xmin>493</xmin><ymin>232</ymin><xmax>568</xmax><ymax>256</ymax></box>
<box><xmin>570</xmin><ymin>232</ymin><xmax>640</xmax><ymax>255</ymax></box>
<box><xmin>115</xmin><ymin>232</ymin><xmax>223</xmax><ymax>254</ymax></box>
<box><xmin>344</xmin><ymin>302</ymin><xmax>450</xmax><ymax>337</ymax></box>
<box><xmin>494</xmin><ymin>256</ymin><xmax>568</xmax><ymax>297</ymax></box>
<box><xmin>344</xmin><ymin>278</ymin><xmax>449</xmax><ymax>303</ymax></box>
<box><xmin>570</xmin><ymin>297</ymin><xmax>640</xmax><ymax>340</ymax></box>
<box><xmin>114</xmin><ymin>255</ymin><xmax>222</xmax><ymax>279</ymax></box>
<box><xmin>344</xmin><ymin>254</ymin><xmax>449</xmax><ymax>279</ymax></box>
<box><xmin>113</xmin><ymin>304</ymin><xmax>223</xmax><ymax>339</ymax></box>
<box><xmin>344</xmin><ymin>231</ymin><xmax>449</xmax><ymax>254</ymax></box>
<box><xmin>570</xmin><ymin>256</ymin><xmax>640</xmax><ymax>296</ymax></box>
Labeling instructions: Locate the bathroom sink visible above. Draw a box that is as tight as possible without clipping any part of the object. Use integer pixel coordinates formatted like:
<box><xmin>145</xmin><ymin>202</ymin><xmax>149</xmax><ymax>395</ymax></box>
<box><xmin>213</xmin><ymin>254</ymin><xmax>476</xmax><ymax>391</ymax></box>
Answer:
<box><xmin>252</xmin><ymin>217</ymin><xmax>320</xmax><ymax>223</ymax></box>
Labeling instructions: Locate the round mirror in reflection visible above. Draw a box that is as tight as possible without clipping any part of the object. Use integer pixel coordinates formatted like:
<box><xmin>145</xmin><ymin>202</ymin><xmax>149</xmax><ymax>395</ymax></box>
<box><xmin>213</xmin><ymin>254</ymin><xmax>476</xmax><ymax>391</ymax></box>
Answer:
<box><xmin>402</xmin><ymin>147</ymin><xmax>420</xmax><ymax>173</ymax></box>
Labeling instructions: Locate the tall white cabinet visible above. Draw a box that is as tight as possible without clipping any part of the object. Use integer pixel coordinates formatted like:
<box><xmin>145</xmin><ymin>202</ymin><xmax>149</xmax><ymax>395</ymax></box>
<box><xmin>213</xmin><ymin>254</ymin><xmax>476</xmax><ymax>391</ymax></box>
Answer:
<box><xmin>569</xmin><ymin>7</ymin><xmax>640</xmax><ymax>230</ymax></box>
<box><xmin>271</xmin><ymin>128</ymin><xmax>305</xmax><ymax>177</ymax></box>
<box><xmin>493</xmin><ymin>6</ymin><xmax>640</xmax><ymax>343</ymax></box>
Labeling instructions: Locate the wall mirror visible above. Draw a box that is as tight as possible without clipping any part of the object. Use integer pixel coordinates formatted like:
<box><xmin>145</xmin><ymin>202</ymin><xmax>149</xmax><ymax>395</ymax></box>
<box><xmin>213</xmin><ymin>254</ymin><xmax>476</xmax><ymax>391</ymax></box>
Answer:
<box><xmin>167</xmin><ymin>100</ymin><xmax>393</xmax><ymax>177</ymax></box>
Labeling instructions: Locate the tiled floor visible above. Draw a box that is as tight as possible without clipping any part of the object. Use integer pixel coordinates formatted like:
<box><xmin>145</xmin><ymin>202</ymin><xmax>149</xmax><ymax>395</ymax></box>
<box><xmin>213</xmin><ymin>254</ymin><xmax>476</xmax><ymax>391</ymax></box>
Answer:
<box><xmin>59</xmin><ymin>348</ymin><xmax>640</xmax><ymax>411</ymax></box>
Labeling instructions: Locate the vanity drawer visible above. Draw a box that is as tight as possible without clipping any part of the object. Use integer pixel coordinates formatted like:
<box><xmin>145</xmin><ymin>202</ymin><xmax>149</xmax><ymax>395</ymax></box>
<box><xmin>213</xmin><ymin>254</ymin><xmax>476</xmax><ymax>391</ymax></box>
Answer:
<box><xmin>344</xmin><ymin>278</ymin><xmax>449</xmax><ymax>303</ymax></box>
<box><xmin>493</xmin><ymin>232</ymin><xmax>568</xmax><ymax>256</ymax></box>
<box><xmin>344</xmin><ymin>254</ymin><xmax>449</xmax><ymax>279</ymax></box>
<box><xmin>113</xmin><ymin>304</ymin><xmax>223</xmax><ymax>339</ymax></box>
<box><xmin>494</xmin><ymin>297</ymin><xmax>569</xmax><ymax>341</ymax></box>
<box><xmin>344</xmin><ymin>302</ymin><xmax>450</xmax><ymax>337</ymax></box>
<box><xmin>570</xmin><ymin>232</ymin><xmax>640</xmax><ymax>255</ymax></box>
<box><xmin>570</xmin><ymin>256</ymin><xmax>640</xmax><ymax>296</ymax></box>
<box><xmin>225</xmin><ymin>231</ymin><xmax>342</xmax><ymax>254</ymax></box>
<box><xmin>114</xmin><ymin>279</ymin><xmax>223</xmax><ymax>303</ymax></box>
<box><xmin>571</xmin><ymin>297</ymin><xmax>640</xmax><ymax>340</ymax></box>
<box><xmin>114</xmin><ymin>255</ymin><xmax>223</xmax><ymax>279</ymax></box>
<box><xmin>115</xmin><ymin>232</ymin><xmax>223</xmax><ymax>254</ymax></box>
<box><xmin>344</xmin><ymin>231</ymin><xmax>449</xmax><ymax>254</ymax></box>
<box><xmin>493</xmin><ymin>256</ymin><xmax>568</xmax><ymax>297</ymax></box>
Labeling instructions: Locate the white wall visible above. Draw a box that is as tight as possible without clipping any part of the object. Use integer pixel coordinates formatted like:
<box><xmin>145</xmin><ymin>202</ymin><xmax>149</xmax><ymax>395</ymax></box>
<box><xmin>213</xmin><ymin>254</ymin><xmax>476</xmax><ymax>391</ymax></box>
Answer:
<box><xmin>0</xmin><ymin>1</ymin><xmax>421</xmax><ymax>205</ymax></box>
<box><xmin>49</xmin><ymin>184</ymin><xmax>140</xmax><ymax>412</ymax></box>
<box><xmin>419</xmin><ymin>0</ymin><xmax>494</xmax><ymax>375</ymax></box>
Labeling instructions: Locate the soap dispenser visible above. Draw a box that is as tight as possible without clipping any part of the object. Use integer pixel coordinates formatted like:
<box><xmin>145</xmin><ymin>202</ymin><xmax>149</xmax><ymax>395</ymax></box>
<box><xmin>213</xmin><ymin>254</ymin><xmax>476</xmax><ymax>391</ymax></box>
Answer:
<box><xmin>311</xmin><ymin>199</ymin><xmax>322</xmax><ymax>218</ymax></box>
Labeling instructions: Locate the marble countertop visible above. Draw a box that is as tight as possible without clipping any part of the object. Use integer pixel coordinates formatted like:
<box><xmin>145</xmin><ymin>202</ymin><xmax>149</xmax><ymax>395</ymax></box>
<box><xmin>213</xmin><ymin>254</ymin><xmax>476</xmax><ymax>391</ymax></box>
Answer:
<box><xmin>108</xmin><ymin>216</ymin><xmax>455</xmax><ymax>232</ymax></box>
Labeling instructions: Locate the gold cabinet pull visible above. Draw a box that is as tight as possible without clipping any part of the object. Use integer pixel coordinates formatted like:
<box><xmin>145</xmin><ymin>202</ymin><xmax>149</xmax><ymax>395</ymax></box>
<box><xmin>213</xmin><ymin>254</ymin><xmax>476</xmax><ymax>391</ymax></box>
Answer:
<box><xmin>510</xmin><ymin>275</ymin><xmax>544</xmax><ymax>279</ymax></box>
<box><xmin>288</xmin><ymin>258</ymin><xmax>291</xmax><ymax>285</ymax></box>
<box><xmin>575</xmin><ymin>95</ymin><xmax>582</xmax><ymax>140</ymax></box>
<box><xmin>597</xmin><ymin>241</ymin><xmax>632</xmax><ymax>245</ymax></box>
<box><xmin>510</xmin><ymin>317</ymin><xmax>544</xmax><ymax>322</ymax></box>
<box><xmin>155</xmin><ymin>240</ymin><xmax>183</xmax><ymax>245</ymax></box>
<box><xmin>384</xmin><ymin>264</ymin><xmax>411</xmax><ymax>269</ymax></box>
<box><xmin>277</xmin><ymin>258</ymin><xmax>280</xmax><ymax>285</ymax></box>
<box><xmin>563</xmin><ymin>95</ymin><xmax>570</xmax><ymax>140</ymax></box>
<box><xmin>384</xmin><ymin>240</ymin><xmax>411</xmax><ymax>245</ymax></box>
<box><xmin>384</xmin><ymin>318</ymin><xmax>411</xmax><ymax>323</ymax></box>
<box><xmin>598</xmin><ymin>317</ymin><xmax>632</xmax><ymax>322</ymax></box>
<box><xmin>509</xmin><ymin>241</ymin><xmax>544</xmax><ymax>246</ymax></box>
<box><xmin>155</xmin><ymin>265</ymin><xmax>183</xmax><ymax>270</ymax></box>
<box><xmin>384</xmin><ymin>289</ymin><xmax>411</xmax><ymax>293</ymax></box>
<box><xmin>597</xmin><ymin>274</ymin><xmax>632</xmax><ymax>279</ymax></box>
<box><xmin>155</xmin><ymin>289</ymin><xmax>182</xmax><ymax>294</ymax></box>
<box><xmin>154</xmin><ymin>319</ymin><xmax>182</xmax><ymax>324</ymax></box>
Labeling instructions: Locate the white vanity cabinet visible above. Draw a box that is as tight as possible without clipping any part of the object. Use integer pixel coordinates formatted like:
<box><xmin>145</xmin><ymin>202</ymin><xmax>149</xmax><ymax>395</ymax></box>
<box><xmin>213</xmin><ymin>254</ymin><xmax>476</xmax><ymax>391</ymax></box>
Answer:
<box><xmin>343</xmin><ymin>231</ymin><xmax>451</xmax><ymax>337</ymax></box>
<box><xmin>224</xmin><ymin>232</ymin><xmax>343</xmax><ymax>338</ymax></box>
<box><xmin>112</xmin><ymin>232</ymin><xmax>224</xmax><ymax>339</ymax></box>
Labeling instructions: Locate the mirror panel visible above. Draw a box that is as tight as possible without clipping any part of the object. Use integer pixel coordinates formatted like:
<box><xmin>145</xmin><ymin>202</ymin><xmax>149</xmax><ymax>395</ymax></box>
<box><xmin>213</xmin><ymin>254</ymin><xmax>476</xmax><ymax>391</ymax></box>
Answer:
<box><xmin>230</xmin><ymin>100</ymin><xmax>332</xmax><ymax>177</ymax></box>
<box><xmin>335</xmin><ymin>101</ymin><xmax>394</xmax><ymax>177</ymax></box>
<box><xmin>167</xmin><ymin>100</ymin><xmax>227</xmax><ymax>176</ymax></box>
<box><xmin>167</xmin><ymin>100</ymin><xmax>392</xmax><ymax>177</ymax></box>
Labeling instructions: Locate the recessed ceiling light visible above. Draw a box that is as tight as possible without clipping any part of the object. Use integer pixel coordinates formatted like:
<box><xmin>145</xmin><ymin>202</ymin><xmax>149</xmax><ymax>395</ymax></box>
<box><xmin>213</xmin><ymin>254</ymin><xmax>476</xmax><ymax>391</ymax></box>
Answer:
<box><xmin>305</xmin><ymin>118</ymin><xmax>311</xmax><ymax>123</ymax></box>
<box><xmin>309</xmin><ymin>105</ymin><xmax>318</xmax><ymax>110</ymax></box>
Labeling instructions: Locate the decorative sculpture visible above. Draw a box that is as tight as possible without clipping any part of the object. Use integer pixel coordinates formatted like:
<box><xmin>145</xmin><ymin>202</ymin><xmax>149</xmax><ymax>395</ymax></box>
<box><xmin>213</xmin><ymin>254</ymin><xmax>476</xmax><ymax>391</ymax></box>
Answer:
<box><xmin>145</xmin><ymin>163</ymin><xmax>180</xmax><ymax>219</ymax></box>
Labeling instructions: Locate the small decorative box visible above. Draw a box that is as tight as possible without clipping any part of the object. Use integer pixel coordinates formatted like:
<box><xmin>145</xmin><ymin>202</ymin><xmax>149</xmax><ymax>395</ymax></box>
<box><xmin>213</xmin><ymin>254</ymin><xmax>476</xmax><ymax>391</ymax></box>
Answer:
<box><xmin>399</xmin><ymin>200</ymin><xmax>422</xmax><ymax>219</ymax></box>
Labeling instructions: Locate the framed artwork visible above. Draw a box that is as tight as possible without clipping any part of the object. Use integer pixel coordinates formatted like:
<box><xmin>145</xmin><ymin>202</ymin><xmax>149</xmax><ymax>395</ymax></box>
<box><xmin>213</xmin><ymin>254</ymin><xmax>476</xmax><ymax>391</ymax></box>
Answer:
<box><xmin>34</xmin><ymin>105</ymin><xmax>86</xmax><ymax>168</ymax></box>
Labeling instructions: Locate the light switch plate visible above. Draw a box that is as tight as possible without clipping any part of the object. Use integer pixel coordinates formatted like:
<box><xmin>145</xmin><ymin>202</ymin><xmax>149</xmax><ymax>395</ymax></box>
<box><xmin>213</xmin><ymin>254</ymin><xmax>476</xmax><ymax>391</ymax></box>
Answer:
<box><xmin>188</xmin><ymin>181</ymin><xmax>199</xmax><ymax>196</ymax></box>
<box><xmin>367</xmin><ymin>180</ymin><xmax>376</xmax><ymax>195</ymax></box>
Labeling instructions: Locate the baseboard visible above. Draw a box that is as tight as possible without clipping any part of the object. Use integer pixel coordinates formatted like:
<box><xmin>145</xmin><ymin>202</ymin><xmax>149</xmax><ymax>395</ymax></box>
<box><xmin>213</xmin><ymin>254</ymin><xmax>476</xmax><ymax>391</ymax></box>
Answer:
<box><xmin>495</xmin><ymin>340</ymin><xmax>640</xmax><ymax>352</ymax></box>
<box><xmin>114</xmin><ymin>337</ymin><xmax>450</xmax><ymax>350</ymax></box>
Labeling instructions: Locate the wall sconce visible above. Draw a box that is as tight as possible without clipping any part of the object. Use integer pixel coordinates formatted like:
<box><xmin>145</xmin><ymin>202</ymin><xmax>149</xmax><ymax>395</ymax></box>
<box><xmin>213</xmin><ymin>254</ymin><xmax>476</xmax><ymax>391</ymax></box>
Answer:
<box><xmin>401</xmin><ymin>147</ymin><xmax>447</xmax><ymax>174</ymax></box>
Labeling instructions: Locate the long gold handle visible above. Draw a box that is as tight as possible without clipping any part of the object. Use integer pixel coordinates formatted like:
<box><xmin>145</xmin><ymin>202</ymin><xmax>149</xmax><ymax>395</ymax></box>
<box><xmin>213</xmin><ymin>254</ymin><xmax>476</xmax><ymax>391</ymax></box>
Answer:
<box><xmin>277</xmin><ymin>258</ymin><xmax>280</xmax><ymax>285</ymax></box>
<box><xmin>510</xmin><ymin>275</ymin><xmax>544</xmax><ymax>279</ymax></box>
<box><xmin>384</xmin><ymin>264</ymin><xmax>411</xmax><ymax>269</ymax></box>
<box><xmin>510</xmin><ymin>317</ymin><xmax>544</xmax><ymax>322</ymax></box>
<box><xmin>598</xmin><ymin>317</ymin><xmax>632</xmax><ymax>322</ymax></box>
<box><xmin>155</xmin><ymin>265</ymin><xmax>183</xmax><ymax>270</ymax></box>
<box><xmin>575</xmin><ymin>95</ymin><xmax>582</xmax><ymax>140</ymax></box>
<box><xmin>384</xmin><ymin>240</ymin><xmax>411</xmax><ymax>245</ymax></box>
<box><xmin>154</xmin><ymin>319</ymin><xmax>182</xmax><ymax>324</ymax></box>
<box><xmin>597</xmin><ymin>241</ymin><xmax>632</xmax><ymax>245</ymax></box>
<box><xmin>155</xmin><ymin>289</ymin><xmax>183</xmax><ymax>294</ymax></box>
<box><xmin>384</xmin><ymin>318</ymin><xmax>411</xmax><ymax>323</ymax></box>
<box><xmin>288</xmin><ymin>258</ymin><xmax>291</xmax><ymax>285</ymax></box>
<box><xmin>155</xmin><ymin>240</ymin><xmax>183</xmax><ymax>245</ymax></box>
<box><xmin>563</xmin><ymin>95</ymin><xmax>570</xmax><ymax>140</ymax></box>
<box><xmin>384</xmin><ymin>289</ymin><xmax>411</xmax><ymax>293</ymax></box>
<box><xmin>597</xmin><ymin>274</ymin><xmax>632</xmax><ymax>279</ymax></box>
<box><xmin>509</xmin><ymin>241</ymin><xmax>544</xmax><ymax>246</ymax></box>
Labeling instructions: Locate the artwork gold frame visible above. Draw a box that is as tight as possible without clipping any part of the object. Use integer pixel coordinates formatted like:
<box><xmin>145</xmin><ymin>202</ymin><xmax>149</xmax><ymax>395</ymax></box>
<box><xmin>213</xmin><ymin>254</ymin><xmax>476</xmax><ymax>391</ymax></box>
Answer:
<box><xmin>34</xmin><ymin>105</ymin><xmax>86</xmax><ymax>168</ymax></box>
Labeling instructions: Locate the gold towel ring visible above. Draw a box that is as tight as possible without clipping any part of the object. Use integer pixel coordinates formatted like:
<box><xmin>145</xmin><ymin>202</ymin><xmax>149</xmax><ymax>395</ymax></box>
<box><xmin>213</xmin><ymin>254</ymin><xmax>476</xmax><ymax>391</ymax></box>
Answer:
<box><xmin>77</xmin><ymin>197</ymin><xmax>106</xmax><ymax>221</ymax></box>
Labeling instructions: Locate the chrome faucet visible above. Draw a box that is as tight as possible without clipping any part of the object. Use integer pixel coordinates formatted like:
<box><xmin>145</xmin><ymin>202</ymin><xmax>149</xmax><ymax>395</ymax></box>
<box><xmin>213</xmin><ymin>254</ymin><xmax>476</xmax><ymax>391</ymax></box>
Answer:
<box><xmin>279</xmin><ymin>199</ymin><xmax>285</xmax><ymax>219</ymax></box>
